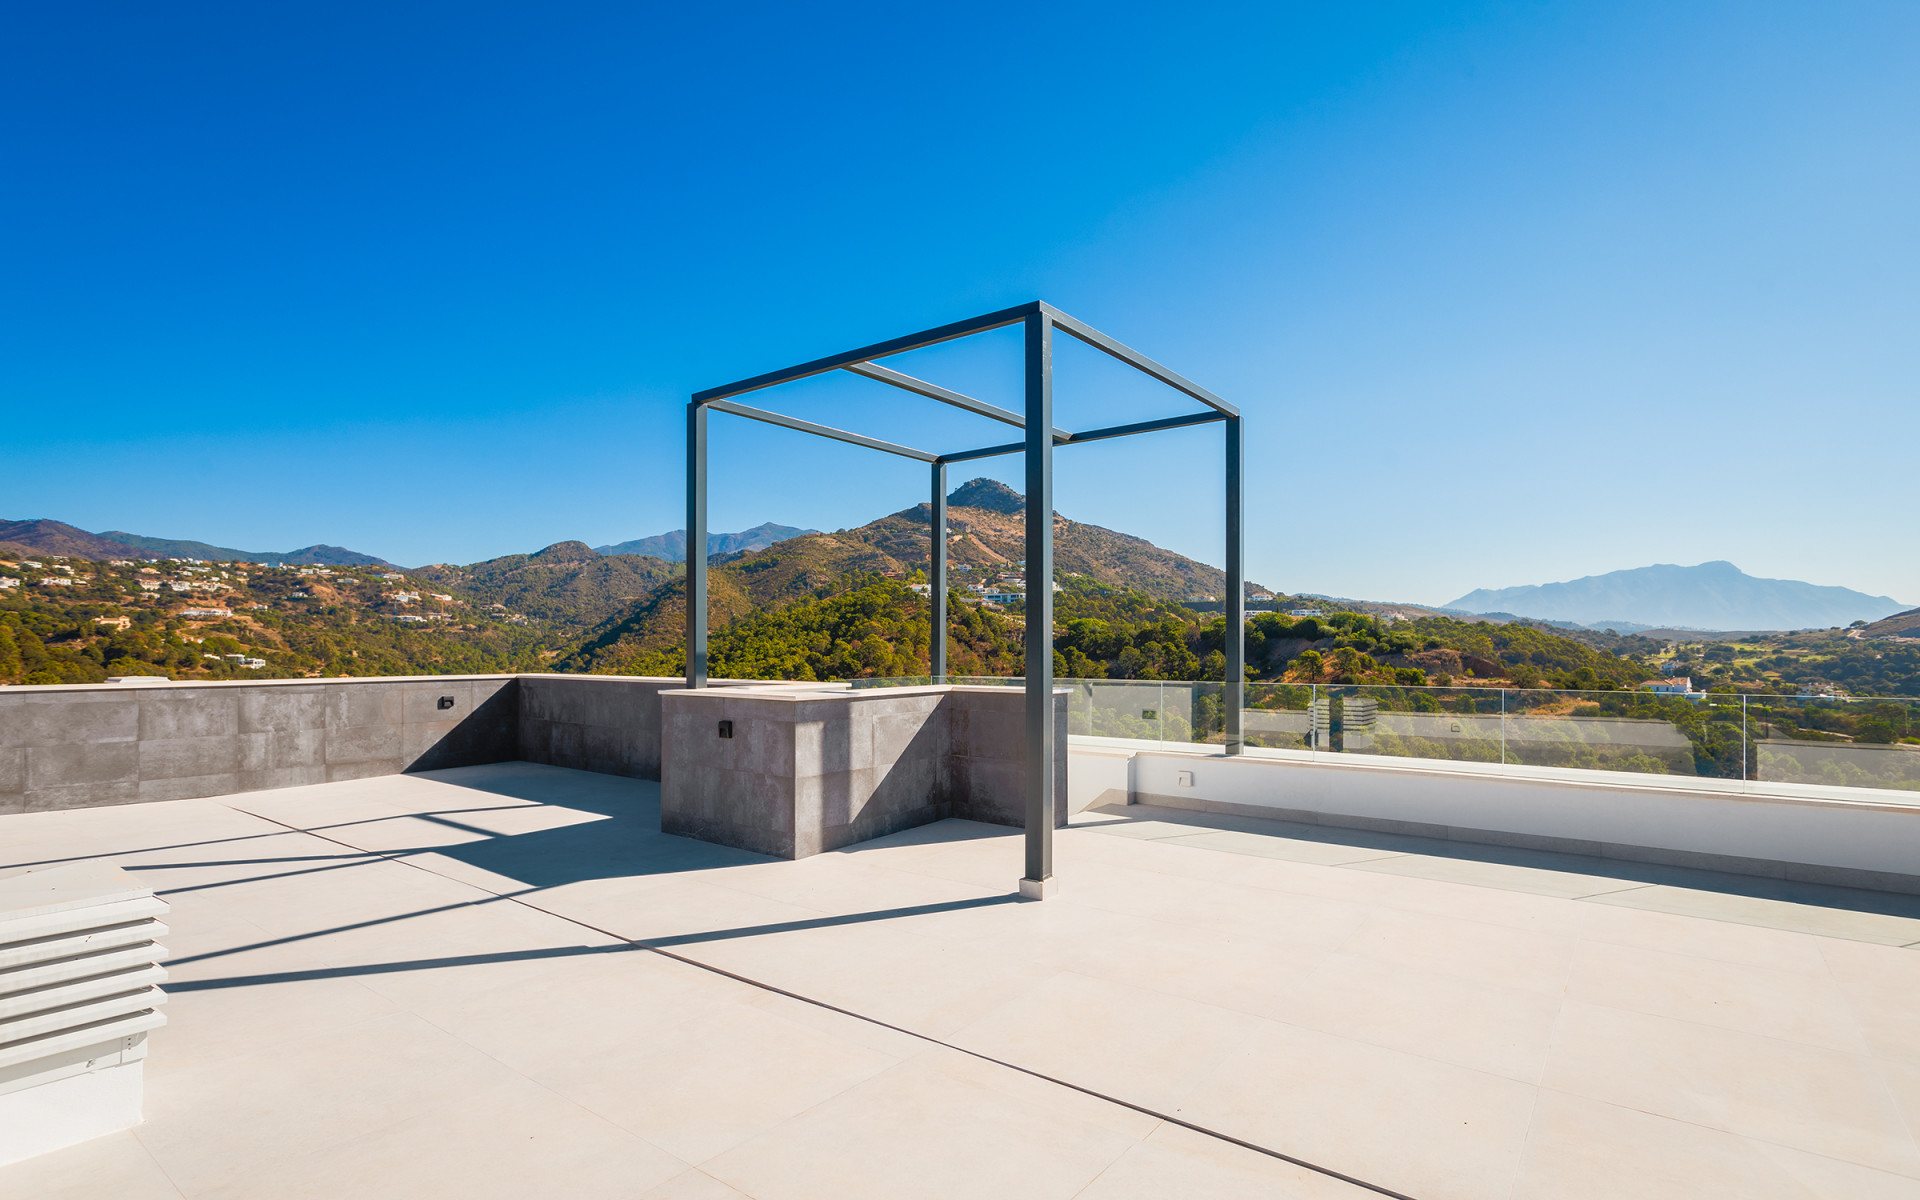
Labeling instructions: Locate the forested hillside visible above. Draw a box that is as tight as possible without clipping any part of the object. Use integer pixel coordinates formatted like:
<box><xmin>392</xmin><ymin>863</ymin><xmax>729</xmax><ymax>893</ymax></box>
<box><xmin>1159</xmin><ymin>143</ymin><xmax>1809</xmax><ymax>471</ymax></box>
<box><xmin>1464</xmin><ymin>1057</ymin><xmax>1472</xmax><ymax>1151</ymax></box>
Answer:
<box><xmin>411</xmin><ymin>541</ymin><xmax>677</xmax><ymax>629</ymax></box>
<box><xmin>0</xmin><ymin>556</ymin><xmax>550</xmax><ymax>684</ymax></box>
<box><xmin>552</xmin><ymin>571</ymin><xmax>1661</xmax><ymax>689</ymax></box>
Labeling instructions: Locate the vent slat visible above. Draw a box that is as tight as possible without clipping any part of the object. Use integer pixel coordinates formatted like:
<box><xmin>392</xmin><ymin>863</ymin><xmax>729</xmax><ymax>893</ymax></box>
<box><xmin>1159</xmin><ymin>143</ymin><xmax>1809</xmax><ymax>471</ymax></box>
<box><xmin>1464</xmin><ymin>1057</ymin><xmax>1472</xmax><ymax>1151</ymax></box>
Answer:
<box><xmin>0</xmin><ymin>918</ymin><xmax>170</xmax><ymax>970</ymax></box>
<box><xmin>0</xmin><ymin>986</ymin><xmax>169</xmax><ymax>1048</ymax></box>
<box><xmin>0</xmin><ymin>941</ymin><xmax>169</xmax><ymax>995</ymax></box>
<box><xmin>0</xmin><ymin>963</ymin><xmax>169</xmax><ymax>1021</ymax></box>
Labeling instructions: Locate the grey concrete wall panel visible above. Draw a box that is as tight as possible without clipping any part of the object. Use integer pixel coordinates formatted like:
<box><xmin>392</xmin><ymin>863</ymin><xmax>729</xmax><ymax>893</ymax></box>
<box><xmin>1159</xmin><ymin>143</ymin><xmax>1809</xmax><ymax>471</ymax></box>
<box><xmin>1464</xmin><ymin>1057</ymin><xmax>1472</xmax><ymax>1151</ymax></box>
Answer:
<box><xmin>518</xmin><ymin>676</ymin><xmax>678</xmax><ymax>780</ymax></box>
<box><xmin>947</xmin><ymin>688</ymin><xmax>1068</xmax><ymax>828</ymax></box>
<box><xmin>0</xmin><ymin>675</ymin><xmax>529</xmax><ymax>812</ymax></box>
<box><xmin>516</xmin><ymin>675</ymin><xmax>762</xmax><ymax>780</ymax></box>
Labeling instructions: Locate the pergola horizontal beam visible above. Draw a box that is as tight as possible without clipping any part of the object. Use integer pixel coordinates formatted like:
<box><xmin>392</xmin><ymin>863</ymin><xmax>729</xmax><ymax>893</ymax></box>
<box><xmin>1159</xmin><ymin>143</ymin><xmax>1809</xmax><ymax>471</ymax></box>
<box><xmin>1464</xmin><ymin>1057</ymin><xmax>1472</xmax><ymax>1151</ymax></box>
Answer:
<box><xmin>1065</xmin><ymin>409</ymin><xmax>1228</xmax><ymax>445</ymax></box>
<box><xmin>693</xmin><ymin>302</ymin><xmax>1041</xmax><ymax>405</ymax></box>
<box><xmin>841</xmin><ymin>361</ymin><xmax>1069</xmax><ymax>442</ymax></box>
<box><xmin>936</xmin><ymin>440</ymin><xmax>1025</xmax><ymax>465</ymax></box>
<box><xmin>1041</xmin><ymin>304</ymin><xmax>1239</xmax><ymax>418</ymax></box>
<box><xmin>707</xmin><ymin>399</ymin><xmax>938</xmax><ymax>462</ymax></box>
<box><xmin>938</xmin><ymin>408</ymin><xmax>1226</xmax><ymax>463</ymax></box>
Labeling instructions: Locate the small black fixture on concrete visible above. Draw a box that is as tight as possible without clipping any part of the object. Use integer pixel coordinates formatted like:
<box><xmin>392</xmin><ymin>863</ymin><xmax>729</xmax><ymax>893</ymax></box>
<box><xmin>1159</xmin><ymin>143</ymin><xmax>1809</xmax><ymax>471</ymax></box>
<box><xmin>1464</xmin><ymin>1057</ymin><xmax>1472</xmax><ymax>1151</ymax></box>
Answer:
<box><xmin>437</xmin><ymin>696</ymin><xmax>455</xmax><ymax>710</ymax></box>
<box><xmin>717</xmin><ymin>720</ymin><xmax>733</xmax><ymax>739</ymax></box>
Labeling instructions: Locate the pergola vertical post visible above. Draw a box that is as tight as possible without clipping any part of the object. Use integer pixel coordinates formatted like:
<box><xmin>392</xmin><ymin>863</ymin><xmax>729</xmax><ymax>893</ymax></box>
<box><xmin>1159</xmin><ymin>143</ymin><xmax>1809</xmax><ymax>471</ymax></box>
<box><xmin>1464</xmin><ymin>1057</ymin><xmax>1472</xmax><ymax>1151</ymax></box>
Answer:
<box><xmin>685</xmin><ymin>401</ymin><xmax>708</xmax><ymax>689</ymax></box>
<box><xmin>930</xmin><ymin>459</ymin><xmax>948</xmax><ymax>680</ymax></box>
<box><xmin>1021</xmin><ymin>312</ymin><xmax>1055</xmax><ymax>894</ymax></box>
<box><xmin>1224</xmin><ymin>415</ymin><xmax>1244</xmax><ymax>755</ymax></box>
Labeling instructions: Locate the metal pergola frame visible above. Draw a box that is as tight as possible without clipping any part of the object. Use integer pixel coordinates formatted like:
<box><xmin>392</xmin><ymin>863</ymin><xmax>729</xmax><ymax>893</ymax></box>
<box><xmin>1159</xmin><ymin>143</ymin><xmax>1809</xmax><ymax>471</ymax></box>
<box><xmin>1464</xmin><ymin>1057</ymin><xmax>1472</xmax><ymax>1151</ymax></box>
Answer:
<box><xmin>686</xmin><ymin>300</ymin><xmax>1243</xmax><ymax>890</ymax></box>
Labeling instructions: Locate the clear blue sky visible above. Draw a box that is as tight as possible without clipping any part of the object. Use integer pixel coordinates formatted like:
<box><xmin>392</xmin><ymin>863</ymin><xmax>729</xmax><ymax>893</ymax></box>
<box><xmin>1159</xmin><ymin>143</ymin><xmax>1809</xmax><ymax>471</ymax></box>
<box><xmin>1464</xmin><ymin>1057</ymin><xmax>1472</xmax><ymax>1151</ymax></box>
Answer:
<box><xmin>4</xmin><ymin>2</ymin><xmax>1915</xmax><ymax>605</ymax></box>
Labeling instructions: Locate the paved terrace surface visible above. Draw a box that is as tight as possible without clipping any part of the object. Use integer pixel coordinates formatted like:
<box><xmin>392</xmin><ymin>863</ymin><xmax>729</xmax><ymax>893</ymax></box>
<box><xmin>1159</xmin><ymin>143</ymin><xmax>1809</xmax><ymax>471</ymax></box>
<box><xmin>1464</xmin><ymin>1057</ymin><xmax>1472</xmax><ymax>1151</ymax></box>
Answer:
<box><xmin>5</xmin><ymin>764</ymin><xmax>1920</xmax><ymax>1200</ymax></box>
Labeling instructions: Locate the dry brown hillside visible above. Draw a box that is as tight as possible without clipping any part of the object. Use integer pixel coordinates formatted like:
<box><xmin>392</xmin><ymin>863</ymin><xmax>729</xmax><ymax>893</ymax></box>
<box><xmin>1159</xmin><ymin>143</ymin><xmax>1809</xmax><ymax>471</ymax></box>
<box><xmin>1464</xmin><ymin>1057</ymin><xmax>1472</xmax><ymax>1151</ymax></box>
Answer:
<box><xmin>849</xmin><ymin>478</ymin><xmax>1257</xmax><ymax>600</ymax></box>
<box><xmin>1862</xmin><ymin>608</ymin><xmax>1920</xmax><ymax>638</ymax></box>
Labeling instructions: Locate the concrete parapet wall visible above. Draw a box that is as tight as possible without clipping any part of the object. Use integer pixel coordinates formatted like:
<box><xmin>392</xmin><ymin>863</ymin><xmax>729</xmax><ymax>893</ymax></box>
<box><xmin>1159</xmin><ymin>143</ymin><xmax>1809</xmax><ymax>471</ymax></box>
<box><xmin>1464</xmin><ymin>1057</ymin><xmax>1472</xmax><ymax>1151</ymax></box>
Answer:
<box><xmin>0</xmin><ymin>676</ymin><xmax>1073</xmax><ymax>862</ymax></box>
<box><xmin>0</xmin><ymin>676</ymin><xmax>518</xmax><ymax>814</ymax></box>
<box><xmin>661</xmin><ymin>685</ymin><xmax>1068</xmax><ymax>859</ymax></box>
<box><xmin>1075</xmin><ymin>737</ymin><xmax>1920</xmax><ymax>895</ymax></box>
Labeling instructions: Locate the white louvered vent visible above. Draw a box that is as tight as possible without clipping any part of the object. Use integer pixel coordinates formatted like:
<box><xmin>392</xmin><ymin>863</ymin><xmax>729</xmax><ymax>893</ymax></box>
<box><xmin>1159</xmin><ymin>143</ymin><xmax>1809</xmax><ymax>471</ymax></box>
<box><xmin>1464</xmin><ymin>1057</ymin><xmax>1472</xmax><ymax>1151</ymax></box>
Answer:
<box><xmin>0</xmin><ymin>860</ymin><xmax>168</xmax><ymax>1167</ymax></box>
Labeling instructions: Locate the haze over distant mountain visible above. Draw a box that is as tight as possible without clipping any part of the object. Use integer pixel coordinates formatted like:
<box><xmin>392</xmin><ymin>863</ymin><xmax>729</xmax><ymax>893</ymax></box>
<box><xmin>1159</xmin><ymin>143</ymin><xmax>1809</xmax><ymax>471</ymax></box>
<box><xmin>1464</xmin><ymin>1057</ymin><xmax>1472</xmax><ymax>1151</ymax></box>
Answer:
<box><xmin>0</xmin><ymin>518</ymin><xmax>394</xmax><ymax>567</ymax></box>
<box><xmin>1444</xmin><ymin>562</ymin><xmax>1908</xmax><ymax>632</ymax></box>
<box><xmin>594</xmin><ymin>522</ymin><xmax>815</xmax><ymax>562</ymax></box>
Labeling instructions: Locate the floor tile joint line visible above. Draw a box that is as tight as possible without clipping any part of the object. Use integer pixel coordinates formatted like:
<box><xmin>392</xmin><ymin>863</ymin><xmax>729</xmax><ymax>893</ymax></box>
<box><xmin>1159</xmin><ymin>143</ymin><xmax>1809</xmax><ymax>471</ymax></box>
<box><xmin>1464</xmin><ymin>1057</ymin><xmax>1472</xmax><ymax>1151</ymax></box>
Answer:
<box><xmin>220</xmin><ymin>799</ymin><xmax>1424</xmax><ymax>1200</ymax></box>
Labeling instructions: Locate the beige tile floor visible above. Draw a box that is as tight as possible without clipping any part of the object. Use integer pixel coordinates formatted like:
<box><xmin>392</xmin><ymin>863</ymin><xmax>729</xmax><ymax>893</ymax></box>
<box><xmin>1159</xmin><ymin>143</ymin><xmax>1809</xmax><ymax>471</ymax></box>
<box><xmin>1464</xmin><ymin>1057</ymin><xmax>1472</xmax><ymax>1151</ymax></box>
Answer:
<box><xmin>5</xmin><ymin>763</ymin><xmax>1920</xmax><ymax>1199</ymax></box>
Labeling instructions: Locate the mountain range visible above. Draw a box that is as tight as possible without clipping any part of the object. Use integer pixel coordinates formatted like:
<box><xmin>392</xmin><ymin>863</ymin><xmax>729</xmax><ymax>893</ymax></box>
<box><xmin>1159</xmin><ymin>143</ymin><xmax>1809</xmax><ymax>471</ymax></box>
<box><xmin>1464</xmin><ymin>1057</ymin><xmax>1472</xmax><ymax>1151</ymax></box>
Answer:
<box><xmin>1445</xmin><ymin>561</ymin><xmax>1909</xmax><ymax>632</ymax></box>
<box><xmin>13</xmin><ymin>509</ymin><xmax>1906</xmax><ymax>637</ymax></box>
<box><xmin>593</xmin><ymin>522</ymin><xmax>816</xmax><ymax>561</ymax></box>
<box><xmin>0</xmin><ymin>518</ymin><xmax>392</xmax><ymax>567</ymax></box>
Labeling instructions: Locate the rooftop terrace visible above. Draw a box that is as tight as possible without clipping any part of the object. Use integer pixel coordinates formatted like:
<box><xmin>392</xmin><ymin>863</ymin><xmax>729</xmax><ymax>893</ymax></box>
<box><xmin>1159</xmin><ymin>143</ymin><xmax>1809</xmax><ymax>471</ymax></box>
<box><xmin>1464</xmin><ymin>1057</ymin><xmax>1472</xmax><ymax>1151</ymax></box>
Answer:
<box><xmin>5</xmin><ymin>760</ymin><xmax>1919</xmax><ymax>1199</ymax></box>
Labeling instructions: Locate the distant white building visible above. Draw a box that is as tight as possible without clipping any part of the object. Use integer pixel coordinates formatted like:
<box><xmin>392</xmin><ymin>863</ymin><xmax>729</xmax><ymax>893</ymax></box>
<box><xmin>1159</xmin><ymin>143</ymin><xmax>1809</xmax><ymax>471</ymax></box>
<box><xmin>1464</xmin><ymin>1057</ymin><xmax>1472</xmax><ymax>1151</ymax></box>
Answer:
<box><xmin>181</xmin><ymin>607</ymin><xmax>233</xmax><ymax>618</ymax></box>
<box><xmin>429</xmin><ymin>593</ymin><xmax>454</xmax><ymax>602</ymax></box>
<box><xmin>38</xmin><ymin>577</ymin><xmax>74</xmax><ymax>587</ymax></box>
<box><xmin>908</xmin><ymin>583</ymin><xmax>931</xmax><ymax>596</ymax></box>
<box><xmin>1249</xmin><ymin>591</ymin><xmax>1275</xmax><ymax>601</ymax></box>
<box><xmin>0</xmin><ymin>577</ymin><xmax>18</xmax><ymax>589</ymax></box>
<box><xmin>392</xmin><ymin>614</ymin><xmax>428</xmax><ymax>623</ymax></box>
<box><xmin>1187</xmin><ymin>595</ymin><xmax>1217</xmax><ymax>603</ymax></box>
<box><xmin>1643</xmin><ymin>677</ymin><xmax>1694</xmax><ymax>695</ymax></box>
<box><xmin>1288</xmin><ymin>608</ymin><xmax>1325</xmax><ymax>618</ymax></box>
<box><xmin>380</xmin><ymin>573</ymin><xmax>405</xmax><ymax>581</ymax></box>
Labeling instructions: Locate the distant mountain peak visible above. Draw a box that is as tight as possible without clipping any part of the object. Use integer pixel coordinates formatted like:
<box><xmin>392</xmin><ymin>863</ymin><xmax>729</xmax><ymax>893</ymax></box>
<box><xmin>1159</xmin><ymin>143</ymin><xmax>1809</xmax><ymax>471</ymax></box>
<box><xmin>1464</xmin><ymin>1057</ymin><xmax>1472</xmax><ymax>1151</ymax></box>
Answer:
<box><xmin>1444</xmin><ymin>562</ymin><xmax>1907</xmax><ymax>632</ymax></box>
<box><xmin>0</xmin><ymin>518</ymin><xmax>145</xmax><ymax>560</ymax></box>
<box><xmin>594</xmin><ymin>522</ymin><xmax>815</xmax><ymax>562</ymax></box>
<box><xmin>530</xmin><ymin>541</ymin><xmax>601</xmax><ymax>562</ymax></box>
<box><xmin>947</xmin><ymin>478</ymin><xmax>1023</xmax><ymax>514</ymax></box>
<box><xmin>0</xmin><ymin>518</ymin><xmax>395</xmax><ymax>566</ymax></box>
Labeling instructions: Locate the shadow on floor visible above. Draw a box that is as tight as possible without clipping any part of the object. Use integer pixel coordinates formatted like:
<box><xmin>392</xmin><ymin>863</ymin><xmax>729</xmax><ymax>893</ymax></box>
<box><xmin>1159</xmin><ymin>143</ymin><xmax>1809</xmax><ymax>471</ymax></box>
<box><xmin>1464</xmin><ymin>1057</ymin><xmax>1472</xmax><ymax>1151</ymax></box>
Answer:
<box><xmin>363</xmin><ymin>764</ymin><xmax>772</xmax><ymax>889</ymax></box>
<box><xmin>165</xmin><ymin>891</ymin><xmax>1023</xmax><ymax>989</ymax></box>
